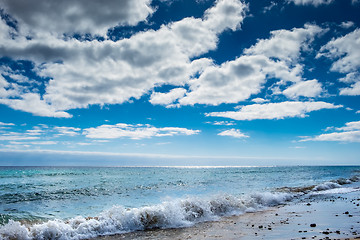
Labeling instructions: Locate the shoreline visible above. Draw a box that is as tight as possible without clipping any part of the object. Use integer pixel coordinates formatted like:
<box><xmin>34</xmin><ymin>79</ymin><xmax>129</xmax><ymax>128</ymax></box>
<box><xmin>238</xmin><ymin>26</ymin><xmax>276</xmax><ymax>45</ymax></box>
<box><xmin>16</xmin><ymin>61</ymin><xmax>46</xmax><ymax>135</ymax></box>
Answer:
<box><xmin>96</xmin><ymin>191</ymin><xmax>360</xmax><ymax>240</ymax></box>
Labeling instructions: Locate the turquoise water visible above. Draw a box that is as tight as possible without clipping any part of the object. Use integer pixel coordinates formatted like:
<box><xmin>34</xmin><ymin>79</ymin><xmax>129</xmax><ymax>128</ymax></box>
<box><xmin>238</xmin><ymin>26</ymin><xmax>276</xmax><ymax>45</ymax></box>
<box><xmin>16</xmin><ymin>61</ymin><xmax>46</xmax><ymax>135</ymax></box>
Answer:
<box><xmin>0</xmin><ymin>166</ymin><xmax>359</xmax><ymax>239</ymax></box>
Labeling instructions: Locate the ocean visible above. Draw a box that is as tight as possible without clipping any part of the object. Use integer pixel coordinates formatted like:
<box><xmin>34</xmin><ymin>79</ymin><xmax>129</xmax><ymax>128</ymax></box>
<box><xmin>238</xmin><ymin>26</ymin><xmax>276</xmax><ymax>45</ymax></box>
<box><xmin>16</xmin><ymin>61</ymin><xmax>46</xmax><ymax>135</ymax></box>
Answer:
<box><xmin>0</xmin><ymin>166</ymin><xmax>359</xmax><ymax>239</ymax></box>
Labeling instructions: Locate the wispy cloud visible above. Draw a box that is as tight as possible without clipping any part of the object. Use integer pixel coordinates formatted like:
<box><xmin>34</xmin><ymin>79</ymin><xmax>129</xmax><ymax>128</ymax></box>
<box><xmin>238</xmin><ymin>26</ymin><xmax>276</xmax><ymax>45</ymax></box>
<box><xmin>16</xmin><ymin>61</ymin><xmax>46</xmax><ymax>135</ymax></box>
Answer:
<box><xmin>300</xmin><ymin>121</ymin><xmax>360</xmax><ymax>142</ymax></box>
<box><xmin>83</xmin><ymin>123</ymin><xmax>200</xmax><ymax>140</ymax></box>
<box><xmin>218</xmin><ymin>129</ymin><xmax>249</xmax><ymax>138</ymax></box>
<box><xmin>54</xmin><ymin>127</ymin><xmax>81</xmax><ymax>136</ymax></box>
<box><xmin>287</xmin><ymin>0</ymin><xmax>334</xmax><ymax>7</ymax></box>
<box><xmin>206</xmin><ymin>101</ymin><xmax>342</xmax><ymax>121</ymax></box>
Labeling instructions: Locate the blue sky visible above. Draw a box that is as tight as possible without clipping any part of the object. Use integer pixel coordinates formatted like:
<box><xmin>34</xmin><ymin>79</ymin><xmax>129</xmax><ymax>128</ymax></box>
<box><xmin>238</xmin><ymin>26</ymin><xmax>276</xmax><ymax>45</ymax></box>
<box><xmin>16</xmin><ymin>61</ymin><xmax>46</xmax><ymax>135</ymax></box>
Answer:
<box><xmin>0</xmin><ymin>0</ymin><xmax>360</xmax><ymax>166</ymax></box>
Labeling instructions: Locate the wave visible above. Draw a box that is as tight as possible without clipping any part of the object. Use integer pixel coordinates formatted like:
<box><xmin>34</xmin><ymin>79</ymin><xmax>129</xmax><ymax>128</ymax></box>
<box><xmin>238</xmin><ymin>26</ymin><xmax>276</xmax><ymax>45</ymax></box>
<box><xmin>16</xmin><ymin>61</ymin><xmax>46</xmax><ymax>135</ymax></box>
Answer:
<box><xmin>0</xmin><ymin>175</ymin><xmax>359</xmax><ymax>240</ymax></box>
<box><xmin>277</xmin><ymin>175</ymin><xmax>359</xmax><ymax>194</ymax></box>
<box><xmin>0</xmin><ymin>192</ymin><xmax>293</xmax><ymax>240</ymax></box>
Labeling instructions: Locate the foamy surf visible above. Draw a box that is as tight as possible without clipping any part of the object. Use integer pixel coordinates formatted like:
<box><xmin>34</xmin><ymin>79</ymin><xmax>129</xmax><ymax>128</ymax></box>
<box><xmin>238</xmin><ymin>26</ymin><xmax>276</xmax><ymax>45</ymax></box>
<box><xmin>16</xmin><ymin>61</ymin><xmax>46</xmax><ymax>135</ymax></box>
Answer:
<box><xmin>0</xmin><ymin>192</ymin><xmax>293</xmax><ymax>240</ymax></box>
<box><xmin>0</xmin><ymin>170</ymin><xmax>359</xmax><ymax>240</ymax></box>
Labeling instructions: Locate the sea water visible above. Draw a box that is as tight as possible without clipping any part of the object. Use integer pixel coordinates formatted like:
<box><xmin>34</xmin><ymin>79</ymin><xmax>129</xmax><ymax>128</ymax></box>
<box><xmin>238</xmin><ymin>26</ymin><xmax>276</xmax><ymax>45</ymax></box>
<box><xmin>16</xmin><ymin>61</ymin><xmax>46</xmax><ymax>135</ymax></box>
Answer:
<box><xmin>0</xmin><ymin>166</ymin><xmax>359</xmax><ymax>239</ymax></box>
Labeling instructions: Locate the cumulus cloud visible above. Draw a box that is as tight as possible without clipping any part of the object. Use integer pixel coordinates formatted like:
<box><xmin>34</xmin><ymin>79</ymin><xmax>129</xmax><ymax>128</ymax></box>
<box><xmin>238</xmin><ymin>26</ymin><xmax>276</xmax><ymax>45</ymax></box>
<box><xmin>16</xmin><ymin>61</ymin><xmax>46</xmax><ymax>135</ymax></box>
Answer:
<box><xmin>319</xmin><ymin>28</ymin><xmax>360</xmax><ymax>73</ymax></box>
<box><xmin>287</xmin><ymin>0</ymin><xmax>334</xmax><ymax>6</ymax></box>
<box><xmin>335</xmin><ymin>121</ymin><xmax>360</xmax><ymax>131</ymax></box>
<box><xmin>340</xmin><ymin>82</ymin><xmax>360</xmax><ymax>95</ymax></box>
<box><xmin>83</xmin><ymin>123</ymin><xmax>200</xmax><ymax>140</ymax></box>
<box><xmin>149</xmin><ymin>88</ymin><xmax>187</xmax><ymax>106</ymax></box>
<box><xmin>252</xmin><ymin>98</ymin><xmax>269</xmax><ymax>103</ymax></box>
<box><xmin>318</xmin><ymin>28</ymin><xmax>360</xmax><ymax>95</ymax></box>
<box><xmin>0</xmin><ymin>0</ymin><xmax>248</xmax><ymax>117</ymax></box>
<box><xmin>218</xmin><ymin>128</ymin><xmax>249</xmax><ymax>138</ymax></box>
<box><xmin>244</xmin><ymin>24</ymin><xmax>323</xmax><ymax>63</ymax></box>
<box><xmin>0</xmin><ymin>0</ymin><xmax>154</xmax><ymax>36</ymax></box>
<box><xmin>300</xmin><ymin>121</ymin><xmax>360</xmax><ymax>142</ymax></box>
<box><xmin>177</xmin><ymin>24</ymin><xmax>323</xmax><ymax>106</ymax></box>
<box><xmin>340</xmin><ymin>21</ymin><xmax>355</xmax><ymax>29</ymax></box>
<box><xmin>0</xmin><ymin>93</ymin><xmax>72</xmax><ymax>118</ymax></box>
<box><xmin>206</xmin><ymin>101</ymin><xmax>342</xmax><ymax>120</ymax></box>
<box><xmin>282</xmin><ymin>79</ymin><xmax>323</xmax><ymax>99</ymax></box>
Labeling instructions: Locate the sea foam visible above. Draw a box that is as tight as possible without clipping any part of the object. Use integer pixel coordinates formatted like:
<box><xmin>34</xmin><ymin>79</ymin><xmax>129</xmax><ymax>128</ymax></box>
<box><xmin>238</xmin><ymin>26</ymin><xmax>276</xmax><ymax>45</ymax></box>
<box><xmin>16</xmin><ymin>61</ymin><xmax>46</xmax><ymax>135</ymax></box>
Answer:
<box><xmin>0</xmin><ymin>191</ymin><xmax>293</xmax><ymax>240</ymax></box>
<box><xmin>1</xmin><ymin>173</ymin><xmax>359</xmax><ymax>240</ymax></box>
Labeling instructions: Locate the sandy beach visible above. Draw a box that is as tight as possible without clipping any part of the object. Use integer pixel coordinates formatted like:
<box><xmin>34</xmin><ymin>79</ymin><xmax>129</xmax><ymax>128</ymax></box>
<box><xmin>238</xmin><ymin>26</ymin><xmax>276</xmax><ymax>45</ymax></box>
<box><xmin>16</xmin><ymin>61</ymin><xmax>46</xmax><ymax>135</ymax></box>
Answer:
<box><xmin>96</xmin><ymin>190</ymin><xmax>360</xmax><ymax>240</ymax></box>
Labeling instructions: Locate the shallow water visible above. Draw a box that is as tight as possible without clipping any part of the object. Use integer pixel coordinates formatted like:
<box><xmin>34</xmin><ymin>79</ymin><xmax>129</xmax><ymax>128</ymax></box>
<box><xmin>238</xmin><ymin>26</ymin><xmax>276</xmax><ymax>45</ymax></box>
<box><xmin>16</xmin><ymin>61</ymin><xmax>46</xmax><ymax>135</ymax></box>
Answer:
<box><xmin>0</xmin><ymin>166</ymin><xmax>359</xmax><ymax>239</ymax></box>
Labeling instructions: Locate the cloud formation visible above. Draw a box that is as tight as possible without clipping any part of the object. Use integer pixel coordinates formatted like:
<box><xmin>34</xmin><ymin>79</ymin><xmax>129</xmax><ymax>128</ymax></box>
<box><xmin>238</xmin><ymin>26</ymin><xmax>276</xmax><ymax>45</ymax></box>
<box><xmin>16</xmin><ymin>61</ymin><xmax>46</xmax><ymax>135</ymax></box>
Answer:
<box><xmin>0</xmin><ymin>0</ymin><xmax>154</xmax><ymax>36</ymax></box>
<box><xmin>83</xmin><ymin>123</ymin><xmax>200</xmax><ymax>140</ymax></box>
<box><xmin>287</xmin><ymin>0</ymin><xmax>334</xmax><ymax>6</ymax></box>
<box><xmin>0</xmin><ymin>0</ymin><xmax>248</xmax><ymax>117</ymax></box>
<box><xmin>300</xmin><ymin>121</ymin><xmax>360</xmax><ymax>142</ymax></box>
<box><xmin>218</xmin><ymin>129</ymin><xmax>249</xmax><ymax>138</ymax></box>
<box><xmin>282</xmin><ymin>79</ymin><xmax>323</xmax><ymax>99</ymax></box>
<box><xmin>177</xmin><ymin>24</ymin><xmax>324</xmax><ymax>106</ymax></box>
<box><xmin>318</xmin><ymin>28</ymin><xmax>360</xmax><ymax>96</ymax></box>
<box><xmin>206</xmin><ymin>101</ymin><xmax>342</xmax><ymax>120</ymax></box>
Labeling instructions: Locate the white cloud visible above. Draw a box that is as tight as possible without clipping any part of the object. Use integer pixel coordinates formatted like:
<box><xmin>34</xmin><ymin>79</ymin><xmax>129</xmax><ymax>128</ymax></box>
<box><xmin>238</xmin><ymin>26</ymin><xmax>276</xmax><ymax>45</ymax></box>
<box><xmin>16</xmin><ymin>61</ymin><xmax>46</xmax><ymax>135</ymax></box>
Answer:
<box><xmin>282</xmin><ymin>79</ymin><xmax>323</xmax><ymax>99</ymax></box>
<box><xmin>244</xmin><ymin>24</ymin><xmax>323</xmax><ymax>63</ymax></box>
<box><xmin>308</xmin><ymin>131</ymin><xmax>360</xmax><ymax>142</ymax></box>
<box><xmin>54</xmin><ymin>127</ymin><xmax>81</xmax><ymax>136</ymax></box>
<box><xmin>300</xmin><ymin>121</ymin><xmax>360</xmax><ymax>142</ymax></box>
<box><xmin>203</xmin><ymin>0</ymin><xmax>248</xmax><ymax>33</ymax></box>
<box><xmin>335</xmin><ymin>121</ymin><xmax>360</xmax><ymax>131</ymax></box>
<box><xmin>1</xmin><ymin>0</ymin><xmax>154</xmax><ymax>36</ymax></box>
<box><xmin>207</xmin><ymin>121</ymin><xmax>236</xmax><ymax>126</ymax></box>
<box><xmin>340</xmin><ymin>82</ymin><xmax>360</xmax><ymax>96</ymax></box>
<box><xmin>83</xmin><ymin>123</ymin><xmax>200</xmax><ymax>140</ymax></box>
<box><xmin>177</xmin><ymin>24</ymin><xmax>323</xmax><ymax>106</ymax></box>
<box><xmin>25</xmin><ymin>129</ymin><xmax>45</xmax><ymax>136</ymax></box>
<box><xmin>340</xmin><ymin>21</ymin><xmax>355</xmax><ymax>29</ymax></box>
<box><xmin>319</xmin><ymin>28</ymin><xmax>360</xmax><ymax>73</ymax></box>
<box><xmin>252</xmin><ymin>98</ymin><xmax>269</xmax><ymax>103</ymax></box>
<box><xmin>149</xmin><ymin>88</ymin><xmax>187</xmax><ymax>106</ymax></box>
<box><xmin>263</xmin><ymin>2</ymin><xmax>277</xmax><ymax>13</ymax></box>
<box><xmin>287</xmin><ymin>0</ymin><xmax>334</xmax><ymax>6</ymax></box>
<box><xmin>338</xmin><ymin>72</ymin><xmax>360</xmax><ymax>83</ymax></box>
<box><xmin>0</xmin><ymin>0</ymin><xmax>248</xmax><ymax>117</ymax></box>
<box><xmin>178</xmin><ymin>55</ymin><xmax>269</xmax><ymax>105</ymax></box>
<box><xmin>206</xmin><ymin>101</ymin><xmax>342</xmax><ymax>120</ymax></box>
<box><xmin>218</xmin><ymin>128</ymin><xmax>249</xmax><ymax>138</ymax></box>
<box><xmin>0</xmin><ymin>93</ymin><xmax>72</xmax><ymax>118</ymax></box>
<box><xmin>318</xmin><ymin>28</ymin><xmax>360</xmax><ymax>95</ymax></box>
<box><xmin>0</xmin><ymin>122</ymin><xmax>15</xmax><ymax>126</ymax></box>
<box><xmin>10</xmin><ymin>141</ymin><xmax>58</xmax><ymax>145</ymax></box>
<box><xmin>0</xmin><ymin>133</ymin><xmax>40</xmax><ymax>141</ymax></box>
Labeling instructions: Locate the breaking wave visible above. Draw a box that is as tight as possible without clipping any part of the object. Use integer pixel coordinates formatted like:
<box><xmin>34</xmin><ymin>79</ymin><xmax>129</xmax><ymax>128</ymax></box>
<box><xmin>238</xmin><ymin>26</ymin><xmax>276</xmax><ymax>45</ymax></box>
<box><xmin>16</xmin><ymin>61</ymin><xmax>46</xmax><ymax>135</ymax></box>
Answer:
<box><xmin>0</xmin><ymin>192</ymin><xmax>292</xmax><ymax>240</ymax></box>
<box><xmin>0</xmin><ymin>175</ymin><xmax>359</xmax><ymax>240</ymax></box>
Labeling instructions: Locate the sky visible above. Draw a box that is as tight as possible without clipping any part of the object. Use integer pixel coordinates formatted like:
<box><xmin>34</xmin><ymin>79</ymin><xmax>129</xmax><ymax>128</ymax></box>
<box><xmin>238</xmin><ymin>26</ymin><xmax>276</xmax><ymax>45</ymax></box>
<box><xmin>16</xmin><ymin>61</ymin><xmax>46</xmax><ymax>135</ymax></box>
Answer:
<box><xmin>0</xmin><ymin>0</ymin><xmax>360</xmax><ymax>166</ymax></box>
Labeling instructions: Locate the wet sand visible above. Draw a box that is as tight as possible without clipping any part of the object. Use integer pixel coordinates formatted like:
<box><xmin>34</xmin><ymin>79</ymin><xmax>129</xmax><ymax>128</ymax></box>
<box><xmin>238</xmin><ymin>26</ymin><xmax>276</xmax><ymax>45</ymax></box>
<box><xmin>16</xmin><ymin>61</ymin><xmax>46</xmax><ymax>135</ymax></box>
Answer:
<box><xmin>95</xmin><ymin>191</ymin><xmax>360</xmax><ymax>240</ymax></box>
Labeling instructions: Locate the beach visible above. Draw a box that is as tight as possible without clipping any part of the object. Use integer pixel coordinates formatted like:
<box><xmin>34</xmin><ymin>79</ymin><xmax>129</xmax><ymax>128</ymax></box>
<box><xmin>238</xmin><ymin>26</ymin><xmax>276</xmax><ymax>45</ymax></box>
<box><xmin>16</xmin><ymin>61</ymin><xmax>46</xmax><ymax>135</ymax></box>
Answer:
<box><xmin>96</xmin><ymin>190</ymin><xmax>360</xmax><ymax>240</ymax></box>
<box><xmin>1</xmin><ymin>166</ymin><xmax>360</xmax><ymax>239</ymax></box>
